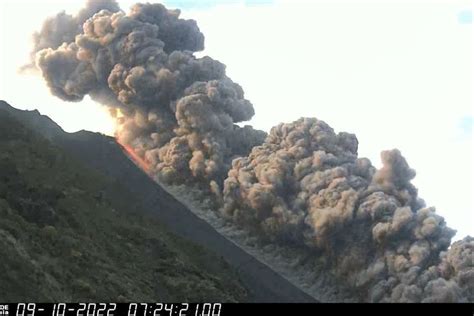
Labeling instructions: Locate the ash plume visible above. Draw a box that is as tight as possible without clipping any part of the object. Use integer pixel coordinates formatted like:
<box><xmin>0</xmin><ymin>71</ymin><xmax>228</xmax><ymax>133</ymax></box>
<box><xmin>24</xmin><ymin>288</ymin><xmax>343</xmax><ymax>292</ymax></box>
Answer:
<box><xmin>30</xmin><ymin>0</ymin><xmax>265</xmax><ymax>187</ymax></box>
<box><xmin>23</xmin><ymin>0</ymin><xmax>121</xmax><ymax>71</ymax></box>
<box><xmin>30</xmin><ymin>1</ymin><xmax>473</xmax><ymax>302</ymax></box>
<box><xmin>222</xmin><ymin>118</ymin><xmax>473</xmax><ymax>302</ymax></box>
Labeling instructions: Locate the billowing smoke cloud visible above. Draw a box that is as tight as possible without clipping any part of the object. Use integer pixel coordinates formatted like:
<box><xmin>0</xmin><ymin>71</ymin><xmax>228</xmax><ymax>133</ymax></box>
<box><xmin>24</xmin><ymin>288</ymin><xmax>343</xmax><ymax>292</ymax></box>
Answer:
<box><xmin>30</xmin><ymin>1</ymin><xmax>472</xmax><ymax>302</ymax></box>
<box><xmin>24</xmin><ymin>0</ymin><xmax>121</xmax><ymax>71</ymax></box>
<box><xmin>222</xmin><ymin>118</ymin><xmax>473</xmax><ymax>302</ymax></box>
<box><xmin>31</xmin><ymin>0</ymin><xmax>265</xmax><ymax>186</ymax></box>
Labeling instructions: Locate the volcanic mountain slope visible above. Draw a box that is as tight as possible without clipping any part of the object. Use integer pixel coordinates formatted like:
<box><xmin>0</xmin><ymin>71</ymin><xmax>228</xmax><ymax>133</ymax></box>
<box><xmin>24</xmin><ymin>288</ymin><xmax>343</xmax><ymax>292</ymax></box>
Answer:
<box><xmin>0</xmin><ymin>106</ymin><xmax>249</xmax><ymax>302</ymax></box>
<box><xmin>0</xmin><ymin>100</ymin><xmax>315</xmax><ymax>302</ymax></box>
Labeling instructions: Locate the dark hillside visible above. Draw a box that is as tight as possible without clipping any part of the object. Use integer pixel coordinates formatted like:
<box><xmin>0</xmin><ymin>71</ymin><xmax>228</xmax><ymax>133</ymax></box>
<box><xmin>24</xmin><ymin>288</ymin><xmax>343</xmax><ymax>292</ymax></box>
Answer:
<box><xmin>0</xmin><ymin>100</ymin><xmax>316</xmax><ymax>302</ymax></box>
<box><xmin>0</xmin><ymin>108</ymin><xmax>247</xmax><ymax>302</ymax></box>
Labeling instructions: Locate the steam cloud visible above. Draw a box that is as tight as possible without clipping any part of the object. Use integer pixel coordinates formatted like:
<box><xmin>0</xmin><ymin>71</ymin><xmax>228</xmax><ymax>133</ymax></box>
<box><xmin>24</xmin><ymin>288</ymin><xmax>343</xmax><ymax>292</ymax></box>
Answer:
<box><xmin>30</xmin><ymin>0</ymin><xmax>473</xmax><ymax>302</ymax></box>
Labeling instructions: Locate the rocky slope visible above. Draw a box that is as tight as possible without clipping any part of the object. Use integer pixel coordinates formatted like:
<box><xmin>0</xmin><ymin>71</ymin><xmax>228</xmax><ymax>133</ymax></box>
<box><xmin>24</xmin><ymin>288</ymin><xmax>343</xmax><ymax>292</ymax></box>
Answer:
<box><xmin>0</xmin><ymin>100</ymin><xmax>315</xmax><ymax>302</ymax></box>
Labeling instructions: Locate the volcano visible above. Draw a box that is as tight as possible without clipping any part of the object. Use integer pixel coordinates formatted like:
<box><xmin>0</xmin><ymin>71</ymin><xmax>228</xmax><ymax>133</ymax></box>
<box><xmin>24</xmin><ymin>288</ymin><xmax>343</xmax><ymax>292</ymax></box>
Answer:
<box><xmin>0</xmin><ymin>100</ymin><xmax>315</xmax><ymax>302</ymax></box>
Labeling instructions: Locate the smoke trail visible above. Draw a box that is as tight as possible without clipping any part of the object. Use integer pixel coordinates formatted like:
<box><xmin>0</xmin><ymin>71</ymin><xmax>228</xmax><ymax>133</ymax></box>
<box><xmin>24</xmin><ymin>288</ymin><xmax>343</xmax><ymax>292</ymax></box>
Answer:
<box><xmin>29</xmin><ymin>1</ymin><xmax>473</xmax><ymax>302</ymax></box>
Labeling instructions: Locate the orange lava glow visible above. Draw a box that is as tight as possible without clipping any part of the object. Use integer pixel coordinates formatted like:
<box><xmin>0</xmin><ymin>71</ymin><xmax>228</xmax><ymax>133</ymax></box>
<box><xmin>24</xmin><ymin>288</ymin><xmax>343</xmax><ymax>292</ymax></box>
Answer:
<box><xmin>117</xmin><ymin>139</ymin><xmax>151</xmax><ymax>174</ymax></box>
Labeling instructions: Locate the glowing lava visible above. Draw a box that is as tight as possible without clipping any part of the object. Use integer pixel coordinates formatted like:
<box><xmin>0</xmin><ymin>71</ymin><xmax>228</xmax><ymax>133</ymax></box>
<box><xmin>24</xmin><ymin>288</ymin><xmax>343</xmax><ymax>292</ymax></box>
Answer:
<box><xmin>117</xmin><ymin>139</ymin><xmax>151</xmax><ymax>174</ymax></box>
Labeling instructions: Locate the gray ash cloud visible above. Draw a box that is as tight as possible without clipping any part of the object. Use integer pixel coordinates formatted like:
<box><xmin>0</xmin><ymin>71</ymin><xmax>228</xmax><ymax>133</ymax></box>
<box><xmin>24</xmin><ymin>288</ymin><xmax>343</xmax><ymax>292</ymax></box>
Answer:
<box><xmin>31</xmin><ymin>0</ymin><xmax>265</xmax><ymax>186</ymax></box>
<box><xmin>222</xmin><ymin>118</ymin><xmax>472</xmax><ymax>302</ymax></box>
<box><xmin>30</xmin><ymin>1</ymin><xmax>473</xmax><ymax>302</ymax></box>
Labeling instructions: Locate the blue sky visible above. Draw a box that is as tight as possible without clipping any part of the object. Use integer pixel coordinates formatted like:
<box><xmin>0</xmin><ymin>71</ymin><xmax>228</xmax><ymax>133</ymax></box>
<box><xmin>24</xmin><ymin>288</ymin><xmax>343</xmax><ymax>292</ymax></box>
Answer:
<box><xmin>458</xmin><ymin>9</ymin><xmax>472</xmax><ymax>24</ymax></box>
<box><xmin>459</xmin><ymin>116</ymin><xmax>473</xmax><ymax>137</ymax></box>
<box><xmin>163</xmin><ymin>0</ymin><xmax>274</xmax><ymax>10</ymax></box>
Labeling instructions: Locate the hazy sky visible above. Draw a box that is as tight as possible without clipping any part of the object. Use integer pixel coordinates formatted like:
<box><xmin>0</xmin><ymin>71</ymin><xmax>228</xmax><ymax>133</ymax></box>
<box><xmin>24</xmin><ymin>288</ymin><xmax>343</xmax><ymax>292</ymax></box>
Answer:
<box><xmin>0</xmin><ymin>0</ymin><xmax>472</xmax><ymax>239</ymax></box>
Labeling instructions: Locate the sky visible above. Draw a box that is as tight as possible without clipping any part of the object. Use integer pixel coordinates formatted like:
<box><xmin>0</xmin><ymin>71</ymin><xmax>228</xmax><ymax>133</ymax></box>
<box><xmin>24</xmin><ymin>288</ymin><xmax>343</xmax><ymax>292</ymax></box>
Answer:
<box><xmin>0</xmin><ymin>0</ymin><xmax>472</xmax><ymax>239</ymax></box>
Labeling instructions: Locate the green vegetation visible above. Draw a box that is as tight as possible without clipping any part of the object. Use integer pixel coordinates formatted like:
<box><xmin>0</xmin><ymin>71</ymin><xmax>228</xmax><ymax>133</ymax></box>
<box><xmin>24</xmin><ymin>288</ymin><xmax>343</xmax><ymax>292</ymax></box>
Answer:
<box><xmin>0</xmin><ymin>109</ymin><xmax>248</xmax><ymax>302</ymax></box>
